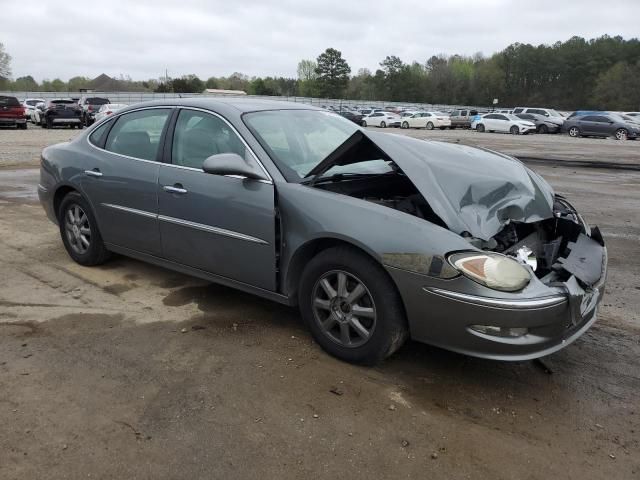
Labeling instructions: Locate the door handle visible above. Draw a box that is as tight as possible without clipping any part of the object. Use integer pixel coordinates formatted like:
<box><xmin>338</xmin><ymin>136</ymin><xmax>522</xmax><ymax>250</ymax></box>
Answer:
<box><xmin>84</xmin><ymin>169</ymin><xmax>102</xmax><ymax>178</ymax></box>
<box><xmin>163</xmin><ymin>185</ymin><xmax>188</xmax><ymax>194</ymax></box>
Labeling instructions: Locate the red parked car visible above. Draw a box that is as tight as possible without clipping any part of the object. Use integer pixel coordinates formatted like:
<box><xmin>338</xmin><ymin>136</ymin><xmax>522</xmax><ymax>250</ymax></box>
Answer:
<box><xmin>0</xmin><ymin>96</ymin><xmax>27</xmax><ymax>129</ymax></box>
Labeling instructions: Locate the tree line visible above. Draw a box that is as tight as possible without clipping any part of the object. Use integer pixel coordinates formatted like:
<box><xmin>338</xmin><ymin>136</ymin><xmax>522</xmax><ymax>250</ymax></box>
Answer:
<box><xmin>1</xmin><ymin>35</ymin><xmax>639</xmax><ymax>110</ymax></box>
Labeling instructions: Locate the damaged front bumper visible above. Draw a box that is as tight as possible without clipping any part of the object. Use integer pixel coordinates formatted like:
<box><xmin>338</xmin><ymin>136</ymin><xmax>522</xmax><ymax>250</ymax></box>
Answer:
<box><xmin>386</xmin><ymin>246</ymin><xmax>607</xmax><ymax>361</ymax></box>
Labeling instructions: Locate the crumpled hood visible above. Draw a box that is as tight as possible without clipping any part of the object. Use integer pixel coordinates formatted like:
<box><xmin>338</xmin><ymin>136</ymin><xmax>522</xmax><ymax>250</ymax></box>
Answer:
<box><xmin>364</xmin><ymin>131</ymin><xmax>555</xmax><ymax>240</ymax></box>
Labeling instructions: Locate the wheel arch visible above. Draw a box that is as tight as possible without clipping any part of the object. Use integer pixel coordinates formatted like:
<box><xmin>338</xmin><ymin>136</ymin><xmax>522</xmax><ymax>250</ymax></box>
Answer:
<box><xmin>284</xmin><ymin>236</ymin><xmax>398</xmax><ymax>307</ymax></box>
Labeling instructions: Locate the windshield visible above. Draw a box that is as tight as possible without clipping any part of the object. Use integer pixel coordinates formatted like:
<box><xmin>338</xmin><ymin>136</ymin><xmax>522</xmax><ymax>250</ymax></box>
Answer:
<box><xmin>243</xmin><ymin>109</ymin><xmax>360</xmax><ymax>181</ymax></box>
<box><xmin>547</xmin><ymin>109</ymin><xmax>563</xmax><ymax>118</ymax></box>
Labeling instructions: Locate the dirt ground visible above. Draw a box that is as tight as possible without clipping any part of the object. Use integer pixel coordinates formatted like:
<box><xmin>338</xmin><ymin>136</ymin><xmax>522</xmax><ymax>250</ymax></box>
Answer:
<box><xmin>0</xmin><ymin>127</ymin><xmax>639</xmax><ymax>479</ymax></box>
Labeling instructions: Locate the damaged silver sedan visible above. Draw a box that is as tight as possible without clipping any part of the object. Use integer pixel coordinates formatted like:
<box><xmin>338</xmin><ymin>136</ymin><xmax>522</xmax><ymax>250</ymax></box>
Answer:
<box><xmin>38</xmin><ymin>99</ymin><xmax>607</xmax><ymax>364</ymax></box>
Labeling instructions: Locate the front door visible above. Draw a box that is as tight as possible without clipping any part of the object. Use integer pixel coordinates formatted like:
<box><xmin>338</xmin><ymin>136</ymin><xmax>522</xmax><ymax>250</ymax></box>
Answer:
<box><xmin>157</xmin><ymin>108</ymin><xmax>276</xmax><ymax>291</ymax></box>
<box><xmin>81</xmin><ymin>108</ymin><xmax>172</xmax><ymax>255</ymax></box>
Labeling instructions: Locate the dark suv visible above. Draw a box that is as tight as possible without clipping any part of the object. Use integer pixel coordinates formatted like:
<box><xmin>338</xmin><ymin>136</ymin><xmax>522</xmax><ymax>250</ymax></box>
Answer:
<box><xmin>0</xmin><ymin>95</ymin><xmax>27</xmax><ymax>129</ymax></box>
<box><xmin>80</xmin><ymin>96</ymin><xmax>110</xmax><ymax>126</ymax></box>
<box><xmin>41</xmin><ymin>99</ymin><xmax>83</xmax><ymax>129</ymax></box>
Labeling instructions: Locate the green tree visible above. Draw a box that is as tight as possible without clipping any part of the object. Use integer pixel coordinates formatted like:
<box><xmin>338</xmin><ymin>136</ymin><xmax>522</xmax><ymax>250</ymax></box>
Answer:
<box><xmin>67</xmin><ymin>76</ymin><xmax>90</xmax><ymax>91</ymax></box>
<box><xmin>0</xmin><ymin>42</ymin><xmax>11</xmax><ymax>89</ymax></box>
<box><xmin>591</xmin><ymin>61</ymin><xmax>640</xmax><ymax>111</ymax></box>
<box><xmin>315</xmin><ymin>48</ymin><xmax>351</xmax><ymax>98</ymax></box>
<box><xmin>12</xmin><ymin>75</ymin><xmax>38</xmax><ymax>91</ymax></box>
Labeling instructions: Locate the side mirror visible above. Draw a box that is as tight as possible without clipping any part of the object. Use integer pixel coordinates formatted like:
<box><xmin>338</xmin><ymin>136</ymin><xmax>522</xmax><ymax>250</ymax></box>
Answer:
<box><xmin>202</xmin><ymin>153</ymin><xmax>268</xmax><ymax>181</ymax></box>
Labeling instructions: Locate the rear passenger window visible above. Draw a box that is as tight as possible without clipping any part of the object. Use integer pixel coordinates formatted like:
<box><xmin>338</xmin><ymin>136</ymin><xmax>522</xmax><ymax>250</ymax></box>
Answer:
<box><xmin>105</xmin><ymin>109</ymin><xmax>171</xmax><ymax>161</ymax></box>
<box><xmin>89</xmin><ymin>120</ymin><xmax>113</xmax><ymax>148</ymax></box>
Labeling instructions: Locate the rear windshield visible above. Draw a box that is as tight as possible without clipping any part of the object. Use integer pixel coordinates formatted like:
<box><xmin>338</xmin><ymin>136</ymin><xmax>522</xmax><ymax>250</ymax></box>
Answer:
<box><xmin>87</xmin><ymin>98</ymin><xmax>110</xmax><ymax>105</ymax></box>
<box><xmin>0</xmin><ymin>96</ymin><xmax>21</xmax><ymax>107</ymax></box>
<box><xmin>25</xmin><ymin>100</ymin><xmax>42</xmax><ymax>106</ymax></box>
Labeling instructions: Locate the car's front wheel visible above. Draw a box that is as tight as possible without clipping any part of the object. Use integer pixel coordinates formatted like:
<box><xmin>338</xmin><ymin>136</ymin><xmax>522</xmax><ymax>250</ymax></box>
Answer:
<box><xmin>380</xmin><ymin>121</ymin><xmax>387</xmax><ymax>128</ymax></box>
<box><xmin>401</xmin><ymin>121</ymin><xmax>409</xmax><ymax>129</ymax></box>
<box><xmin>568</xmin><ymin>126</ymin><xmax>580</xmax><ymax>137</ymax></box>
<box><xmin>58</xmin><ymin>192</ymin><xmax>110</xmax><ymax>266</ymax></box>
<box><xmin>299</xmin><ymin>246</ymin><xmax>408</xmax><ymax>365</ymax></box>
<box><xmin>476</xmin><ymin>123</ymin><xmax>485</xmax><ymax>132</ymax></box>
<box><xmin>510</xmin><ymin>125</ymin><xmax>519</xmax><ymax>135</ymax></box>
<box><xmin>538</xmin><ymin>124</ymin><xmax>548</xmax><ymax>134</ymax></box>
<box><xmin>361</xmin><ymin>120</ymin><xmax>367</xmax><ymax>127</ymax></box>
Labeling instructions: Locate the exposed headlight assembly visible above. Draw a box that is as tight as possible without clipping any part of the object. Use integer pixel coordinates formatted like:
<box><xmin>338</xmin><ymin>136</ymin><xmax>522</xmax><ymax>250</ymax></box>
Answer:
<box><xmin>448</xmin><ymin>252</ymin><xmax>531</xmax><ymax>292</ymax></box>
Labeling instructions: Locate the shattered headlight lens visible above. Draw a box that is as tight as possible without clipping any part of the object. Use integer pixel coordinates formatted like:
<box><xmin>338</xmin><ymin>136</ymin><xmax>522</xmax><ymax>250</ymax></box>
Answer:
<box><xmin>448</xmin><ymin>252</ymin><xmax>531</xmax><ymax>292</ymax></box>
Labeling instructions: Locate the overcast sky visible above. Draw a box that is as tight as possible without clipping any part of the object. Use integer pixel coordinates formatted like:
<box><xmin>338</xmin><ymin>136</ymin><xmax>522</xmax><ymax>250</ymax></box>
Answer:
<box><xmin>2</xmin><ymin>0</ymin><xmax>639</xmax><ymax>82</ymax></box>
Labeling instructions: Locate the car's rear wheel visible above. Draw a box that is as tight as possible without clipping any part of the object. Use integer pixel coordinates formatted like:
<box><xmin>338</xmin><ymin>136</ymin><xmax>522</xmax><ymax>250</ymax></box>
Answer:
<box><xmin>510</xmin><ymin>125</ymin><xmax>519</xmax><ymax>135</ymax></box>
<box><xmin>439</xmin><ymin>126</ymin><xmax>446</xmax><ymax>130</ymax></box>
<box><xmin>17</xmin><ymin>123</ymin><xmax>27</xmax><ymax>130</ymax></box>
<box><xmin>538</xmin><ymin>124</ymin><xmax>548</xmax><ymax>134</ymax></box>
<box><xmin>58</xmin><ymin>192</ymin><xmax>110</xmax><ymax>266</ymax></box>
<box><xmin>568</xmin><ymin>126</ymin><xmax>580</xmax><ymax>137</ymax></box>
<box><xmin>380</xmin><ymin>121</ymin><xmax>386</xmax><ymax>128</ymax></box>
<box><xmin>426</xmin><ymin>121</ymin><xmax>434</xmax><ymax>130</ymax></box>
<box><xmin>476</xmin><ymin>123</ymin><xmax>485</xmax><ymax>132</ymax></box>
<box><xmin>299</xmin><ymin>246</ymin><xmax>408</xmax><ymax>365</ymax></box>
<box><xmin>401</xmin><ymin>121</ymin><xmax>409</xmax><ymax>129</ymax></box>
<box><xmin>615</xmin><ymin>128</ymin><xmax>628</xmax><ymax>141</ymax></box>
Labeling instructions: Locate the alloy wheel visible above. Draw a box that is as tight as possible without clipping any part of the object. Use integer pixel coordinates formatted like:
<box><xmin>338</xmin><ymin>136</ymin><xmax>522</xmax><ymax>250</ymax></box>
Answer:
<box><xmin>615</xmin><ymin>128</ymin><xmax>628</xmax><ymax>141</ymax></box>
<box><xmin>64</xmin><ymin>204</ymin><xmax>91</xmax><ymax>254</ymax></box>
<box><xmin>569</xmin><ymin>127</ymin><xmax>579</xmax><ymax>137</ymax></box>
<box><xmin>312</xmin><ymin>270</ymin><xmax>377</xmax><ymax>348</ymax></box>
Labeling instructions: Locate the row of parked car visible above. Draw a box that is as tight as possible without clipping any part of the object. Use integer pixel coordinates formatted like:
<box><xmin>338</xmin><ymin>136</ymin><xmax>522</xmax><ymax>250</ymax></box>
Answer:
<box><xmin>0</xmin><ymin>95</ymin><xmax>128</xmax><ymax>129</ymax></box>
<box><xmin>341</xmin><ymin>103</ymin><xmax>640</xmax><ymax>140</ymax></box>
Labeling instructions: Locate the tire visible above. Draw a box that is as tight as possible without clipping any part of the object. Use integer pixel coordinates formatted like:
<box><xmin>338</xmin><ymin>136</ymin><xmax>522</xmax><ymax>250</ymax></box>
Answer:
<box><xmin>58</xmin><ymin>192</ymin><xmax>110</xmax><ymax>266</ymax></box>
<box><xmin>17</xmin><ymin>123</ymin><xmax>27</xmax><ymax>130</ymax></box>
<box><xmin>426</xmin><ymin>121</ymin><xmax>434</xmax><ymax>130</ymax></box>
<box><xmin>380</xmin><ymin>121</ymin><xmax>386</xmax><ymax>128</ymax></box>
<box><xmin>46</xmin><ymin>117</ymin><xmax>53</xmax><ymax>129</ymax></box>
<box><xmin>615</xmin><ymin>128</ymin><xmax>628</xmax><ymax>141</ymax></box>
<box><xmin>361</xmin><ymin>120</ymin><xmax>367</xmax><ymax>127</ymax></box>
<box><xmin>401</xmin><ymin>121</ymin><xmax>409</xmax><ymax>129</ymax></box>
<box><xmin>77</xmin><ymin>123</ymin><xmax>84</xmax><ymax>130</ymax></box>
<box><xmin>299</xmin><ymin>246</ymin><xmax>408</xmax><ymax>365</ymax></box>
<box><xmin>476</xmin><ymin>123</ymin><xmax>485</xmax><ymax>133</ymax></box>
<box><xmin>510</xmin><ymin>125</ymin><xmax>519</xmax><ymax>135</ymax></box>
<box><xmin>568</xmin><ymin>126</ymin><xmax>580</xmax><ymax>138</ymax></box>
<box><xmin>538</xmin><ymin>124</ymin><xmax>548</xmax><ymax>134</ymax></box>
<box><xmin>439</xmin><ymin>126</ymin><xmax>446</xmax><ymax>130</ymax></box>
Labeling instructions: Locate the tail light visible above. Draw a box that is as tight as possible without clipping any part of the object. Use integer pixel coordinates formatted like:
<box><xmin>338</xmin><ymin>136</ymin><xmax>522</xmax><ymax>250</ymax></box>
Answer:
<box><xmin>88</xmin><ymin>105</ymin><xmax>93</xmax><ymax>111</ymax></box>
<box><xmin>106</xmin><ymin>111</ymin><xmax>112</xmax><ymax>115</ymax></box>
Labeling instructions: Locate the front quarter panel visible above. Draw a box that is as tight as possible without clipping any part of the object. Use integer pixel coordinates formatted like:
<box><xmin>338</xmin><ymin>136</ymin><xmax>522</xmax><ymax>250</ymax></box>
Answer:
<box><xmin>277</xmin><ymin>182</ymin><xmax>473</xmax><ymax>294</ymax></box>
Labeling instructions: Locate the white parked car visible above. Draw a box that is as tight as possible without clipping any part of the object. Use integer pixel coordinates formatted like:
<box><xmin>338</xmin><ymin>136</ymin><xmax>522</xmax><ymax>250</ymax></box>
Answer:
<box><xmin>30</xmin><ymin>102</ymin><xmax>46</xmax><ymax>125</ymax></box>
<box><xmin>94</xmin><ymin>103</ymin><xmax>128</xmax><ymax>123</ymax></box>
<box><xmin>474</xmin><ymin>113</ymin><xmax>536</xmax><ymax>134</ymax></box>
<box><xmin>361</xmin><ymin>111</ymin><xmax>401</xmax><ymax>128</ymax></box>
<box><xmin>401</xmin><ymin>111</ymin><xmax>451</xmax><ymax>130</ymax></box>
<box><xmin>23</xmin><ymin>98</ymin><xmax>45</xmax><ymax>121</ymax></box>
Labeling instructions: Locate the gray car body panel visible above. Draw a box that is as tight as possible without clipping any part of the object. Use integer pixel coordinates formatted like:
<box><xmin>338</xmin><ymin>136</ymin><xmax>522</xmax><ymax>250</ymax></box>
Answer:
<box><xmin>38</xmin><ymin>98</ymin><xmax>607</xmax><ymax>361</ymax></box>
<box><xmin>358</xmin><ymin>132</ymin><xmax>555</xmax><ymax>240</ymax></box>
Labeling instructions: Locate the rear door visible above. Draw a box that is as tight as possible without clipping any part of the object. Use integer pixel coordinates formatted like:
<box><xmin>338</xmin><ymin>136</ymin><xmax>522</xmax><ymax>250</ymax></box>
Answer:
<box><xmin>157</xmin><ymin>108</ymin><xmax>276</xmax><ymax>290</ymax></box>
<box><xmin>81</xmin><ymin>107</ymin><xmax>172</xmax><ymax>255</ymax></box>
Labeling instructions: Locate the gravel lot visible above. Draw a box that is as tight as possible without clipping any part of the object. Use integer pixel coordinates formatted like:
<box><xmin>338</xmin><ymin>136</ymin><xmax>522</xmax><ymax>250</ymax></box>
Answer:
<box><xmin>0</xmin><ymin>127</ymin><xmax>639</xmax><ymax>479</ymax></box>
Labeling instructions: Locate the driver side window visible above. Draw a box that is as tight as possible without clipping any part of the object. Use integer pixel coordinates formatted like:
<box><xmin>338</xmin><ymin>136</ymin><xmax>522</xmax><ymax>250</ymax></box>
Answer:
<box><xmin>172</xmin><ymin>109</ymin><xmax>246</xmax><ymax>169</ymax></box>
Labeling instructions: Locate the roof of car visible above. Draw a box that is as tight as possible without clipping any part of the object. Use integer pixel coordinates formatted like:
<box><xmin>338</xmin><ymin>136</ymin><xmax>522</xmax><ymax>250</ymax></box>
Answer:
<box><xmin>125</xmin><ymin>97</ymin><xmax>321</xmax><ymax>113</ymax></box>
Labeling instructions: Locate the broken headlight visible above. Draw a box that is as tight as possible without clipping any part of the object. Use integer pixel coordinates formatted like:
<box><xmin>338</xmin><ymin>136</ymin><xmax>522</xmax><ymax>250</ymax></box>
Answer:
<box><xmin>448</xmin><ymin>252</ymin><xmax>531</xmax><ymax>292</ymax></box>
